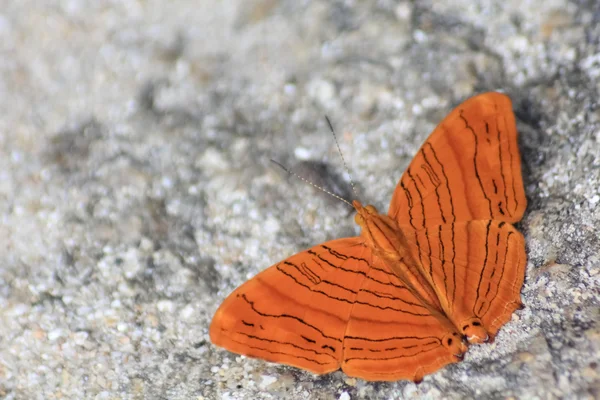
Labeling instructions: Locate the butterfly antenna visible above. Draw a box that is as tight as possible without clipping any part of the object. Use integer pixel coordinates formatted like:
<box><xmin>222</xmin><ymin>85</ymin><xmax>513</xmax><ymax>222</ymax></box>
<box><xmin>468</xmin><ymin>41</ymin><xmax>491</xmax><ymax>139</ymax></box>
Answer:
<box><xmin>270</xmin><ymin>159</ymin><xmax>354</xmax><ymax>208</ymax></box>
<box><xmin>324</xmin><ymin>116</ymin><xmax>359</xmax><ymax>198</ymax></box>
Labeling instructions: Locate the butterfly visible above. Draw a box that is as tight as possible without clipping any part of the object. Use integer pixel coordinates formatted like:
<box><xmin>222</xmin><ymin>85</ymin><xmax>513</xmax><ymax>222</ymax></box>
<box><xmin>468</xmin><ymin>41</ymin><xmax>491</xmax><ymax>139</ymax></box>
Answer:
<box><xmin>210</xmin><ymin>92</ymin><xmax>527</xmax><ymax>382</ymax></box>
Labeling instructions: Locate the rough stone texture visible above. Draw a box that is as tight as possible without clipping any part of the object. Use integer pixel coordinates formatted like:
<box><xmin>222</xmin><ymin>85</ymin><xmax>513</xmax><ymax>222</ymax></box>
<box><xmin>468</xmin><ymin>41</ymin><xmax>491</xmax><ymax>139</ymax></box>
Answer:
<box><xmin>1</xmin><ymin>1</ymin><xmax>599</xmax><ymax>399</ymax></box>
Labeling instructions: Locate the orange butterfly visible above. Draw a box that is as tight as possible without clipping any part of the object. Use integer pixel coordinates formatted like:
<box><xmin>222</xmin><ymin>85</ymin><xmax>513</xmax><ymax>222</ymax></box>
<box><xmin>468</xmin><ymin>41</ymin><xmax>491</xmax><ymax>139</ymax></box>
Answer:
<box><xmin>210</xmin><ymin>92</ymin><xmax>527</xmax><ymax>382</ymax></box>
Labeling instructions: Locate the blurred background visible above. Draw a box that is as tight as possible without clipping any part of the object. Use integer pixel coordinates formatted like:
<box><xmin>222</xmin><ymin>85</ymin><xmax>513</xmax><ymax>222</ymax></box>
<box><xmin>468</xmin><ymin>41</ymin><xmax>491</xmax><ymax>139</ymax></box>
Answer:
<box><xmin>0</xmin><ymin>1</ymin><xmax>599</xmax><ymax>399</ymax></box>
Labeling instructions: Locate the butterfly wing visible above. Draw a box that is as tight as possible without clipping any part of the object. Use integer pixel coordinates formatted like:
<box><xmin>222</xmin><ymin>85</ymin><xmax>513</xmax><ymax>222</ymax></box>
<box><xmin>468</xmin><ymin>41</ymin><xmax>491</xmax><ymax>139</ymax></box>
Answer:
<box><xmin>341</xmin><ymin>252</ymin><xmax>465</xmax><ymax>382</ymax></box>
<box><xmin>402</xmin><ymin>220</ymin><xmax>526</xmax><ymax>342</ymax></box>
<box><xmin>388</xmin><ymin>92</ymin><xmax>526</xmax><ymax>227</ymax></box>
<box><xmin>209</xmin><ymin>237</ymin><xmax>372</xmax><ymax>374</ymax></box>
<box><xmin>210</xmin><ymin>236</ymin><xmax>466</xmax><ymax>381</ymax></box>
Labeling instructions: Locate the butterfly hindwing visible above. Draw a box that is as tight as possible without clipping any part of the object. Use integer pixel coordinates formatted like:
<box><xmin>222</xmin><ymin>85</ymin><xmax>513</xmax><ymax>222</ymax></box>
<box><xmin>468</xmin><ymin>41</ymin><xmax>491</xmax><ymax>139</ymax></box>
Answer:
<box><xmin>402</xmin><ymin>219</ymin><xmax>526</xmax><ymax>341</ymax></box>
<box><xmin>341</xmin><ymin>252</ymin><xmax>464</xmax><ymax>382</ymax></box>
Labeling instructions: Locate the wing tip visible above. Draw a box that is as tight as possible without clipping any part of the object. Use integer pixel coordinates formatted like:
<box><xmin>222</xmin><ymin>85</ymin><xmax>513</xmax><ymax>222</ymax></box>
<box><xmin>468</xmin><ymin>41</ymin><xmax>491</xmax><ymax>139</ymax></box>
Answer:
<box><xmin>466</xmin><ymin>91</ymin><xmax>513</xmax><ymax>112</ymax></box>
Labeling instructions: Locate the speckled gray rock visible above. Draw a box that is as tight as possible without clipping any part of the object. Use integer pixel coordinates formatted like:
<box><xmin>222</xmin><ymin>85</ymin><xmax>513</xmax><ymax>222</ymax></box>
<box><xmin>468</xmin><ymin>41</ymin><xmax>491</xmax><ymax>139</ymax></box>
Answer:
<box><xmin>0</xmin><ymin>1</ymin><xmax>599</xmax><ymax>399</ymax></box>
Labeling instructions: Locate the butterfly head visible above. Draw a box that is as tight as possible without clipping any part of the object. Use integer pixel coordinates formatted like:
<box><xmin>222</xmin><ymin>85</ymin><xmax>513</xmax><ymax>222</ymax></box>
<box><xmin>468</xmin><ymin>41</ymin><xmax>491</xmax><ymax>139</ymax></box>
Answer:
<box><xmin>442</xmin><ymin>331</ymin><xmax>468</xmax><ymax>360</ymax></box>
<box><xmin>352</xmin><ymin>200</ymin><xmax>377</xmax><ymax>216</ymax></box>
<box><xmin>461</xmin><ymin>318</ymin><xmax>489</xmax><ymax>344</ymax></box>
<box><xmin>352</xmin><ymin>200</ymin><xmax>379</xmax><ymax>228</ymax></box>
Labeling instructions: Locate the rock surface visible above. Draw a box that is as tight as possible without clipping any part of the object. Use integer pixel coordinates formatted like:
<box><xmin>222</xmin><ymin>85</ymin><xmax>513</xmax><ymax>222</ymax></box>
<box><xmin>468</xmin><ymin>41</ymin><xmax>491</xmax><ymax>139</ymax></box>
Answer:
<box><xmin>1</xmin><ymin>1</ymin><xmax>599</xmax><ymax>399</ymax></box>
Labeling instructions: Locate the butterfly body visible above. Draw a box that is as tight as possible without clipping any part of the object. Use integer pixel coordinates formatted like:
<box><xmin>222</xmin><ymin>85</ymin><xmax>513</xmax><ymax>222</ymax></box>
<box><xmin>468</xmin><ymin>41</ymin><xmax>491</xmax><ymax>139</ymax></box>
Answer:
<box><xmin>354</xmin><ymin>200</ymin><xmax>458</xmax><ymax>330</ymax></box>
<box><xmin>210</xmin><ymin>92</ymin><xmax>527</xmax><ymax>382</ymax></box>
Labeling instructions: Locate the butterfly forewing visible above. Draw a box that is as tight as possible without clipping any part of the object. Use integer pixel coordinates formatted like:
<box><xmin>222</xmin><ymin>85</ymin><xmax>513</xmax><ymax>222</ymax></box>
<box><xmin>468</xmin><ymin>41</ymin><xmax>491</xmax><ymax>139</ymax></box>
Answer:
<box><xmin>209</xmin><ymin>237</ymin><xmax>370</xmax><ymax>374</ymax></box>
<box><xmin>388</xmin><ymin>92</ymin><xmax>527</xmax><ymax>342</ymax></box>
<box><xmin>388</xmin><ymin>92</ymin><xmax>526</xmax><ymax>227</ymax></box>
